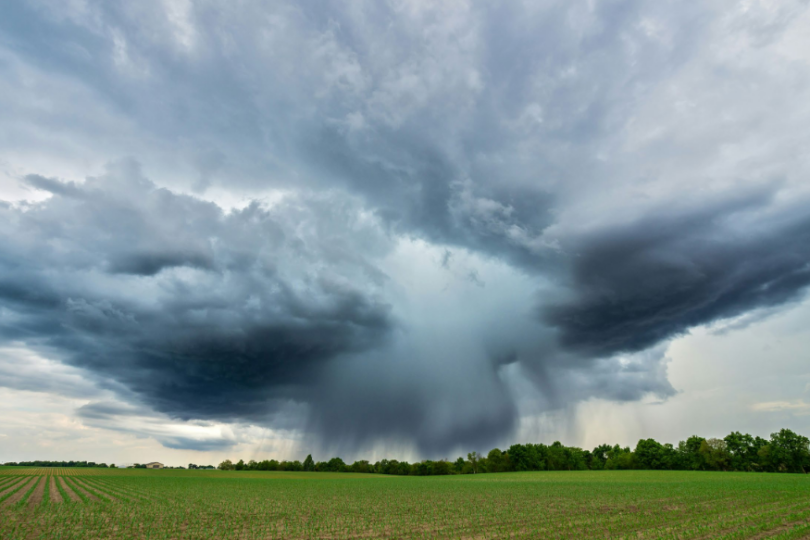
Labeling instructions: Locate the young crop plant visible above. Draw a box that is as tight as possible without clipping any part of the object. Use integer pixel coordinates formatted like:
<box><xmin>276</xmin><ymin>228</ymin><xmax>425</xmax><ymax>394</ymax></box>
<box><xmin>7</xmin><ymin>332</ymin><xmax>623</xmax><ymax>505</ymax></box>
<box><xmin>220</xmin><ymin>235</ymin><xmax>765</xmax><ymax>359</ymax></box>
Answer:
<box><xmin>2</xmin><ymin>467</ymin><xmax>810</xmax><ymax>538</ymax></box>
<box><xmin>41</xmin><ymin>476</ymin><xmax>51</xmax><ymax>505</ymax></box>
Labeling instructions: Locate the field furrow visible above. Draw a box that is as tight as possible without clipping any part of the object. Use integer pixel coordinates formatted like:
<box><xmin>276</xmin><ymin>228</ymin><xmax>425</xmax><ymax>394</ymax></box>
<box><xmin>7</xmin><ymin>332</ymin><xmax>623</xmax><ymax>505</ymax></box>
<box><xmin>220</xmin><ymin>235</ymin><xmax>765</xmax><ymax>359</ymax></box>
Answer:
<box><xmin>48</xmin><ymin>476</ymin><xmax>63</xmax><ymax>504</ymax></box>
<box><xmin>72</xmin><ymin>478</ymin><xmax>119</xmax><ymax>502</ymax></box>
<box><xmin>26</xmin><ymin>476</ymin><xmax>46</xmax><ymax>507</ymax></box>
<box><xmin>0</xmin><ymin>477</ymin><xmax>37</xmax><ymax>508</ymax></box>
<box><xmin>57</xmin><ymin>477</ymin><xmax>81</xmax><ymax>502</ymax></box>
<box><xmin>0</xmin><ymin>477</ymin><xmax>26</xmax><ymax>493</ymax></box>
<box><xmin>63</xmin><ymin>476</ymin><xmax>100</xmax><ymax>502</ymax></box>
<box><xmin>90</xmin><ymin>478</ymin><xmax>157</xmax><ymax>501</ymax></box>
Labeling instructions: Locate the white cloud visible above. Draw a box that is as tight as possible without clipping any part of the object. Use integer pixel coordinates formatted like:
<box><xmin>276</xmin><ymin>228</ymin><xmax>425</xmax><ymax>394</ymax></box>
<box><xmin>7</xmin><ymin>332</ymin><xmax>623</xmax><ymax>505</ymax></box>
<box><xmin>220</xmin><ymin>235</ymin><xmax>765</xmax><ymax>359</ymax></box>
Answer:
<box><xmin>751</xmin><ymin>400</ymin><xmax>810</xmax><ymax>414</ymax></box>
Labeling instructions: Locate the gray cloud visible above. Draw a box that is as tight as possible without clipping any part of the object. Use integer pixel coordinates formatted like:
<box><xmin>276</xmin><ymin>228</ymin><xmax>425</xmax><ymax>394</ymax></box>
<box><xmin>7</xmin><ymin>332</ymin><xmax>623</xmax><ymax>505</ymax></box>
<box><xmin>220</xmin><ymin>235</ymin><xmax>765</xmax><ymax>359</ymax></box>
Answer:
<box><xmin>75</xmin><ymin>401</ymin><xmax>241</xmax><ymax>451</ymax></box>
<box><xmin>544</xmin><ymin>189</ymin><xmax>810</xmax><ymax>358</ymax></box>
<box><xmin>2</xmin><ymin>0</ymin><xmax>810</xmax><ymax>456</ymax></box>
<box><xmin>1</xmin><ymin>162</ymin><xmax>394</xmax><ymax>425</ymax></box>
<box><xmin>158</xmin><ymin>437</ymin><xmax>237</xmax><ymax>452</ymax></box>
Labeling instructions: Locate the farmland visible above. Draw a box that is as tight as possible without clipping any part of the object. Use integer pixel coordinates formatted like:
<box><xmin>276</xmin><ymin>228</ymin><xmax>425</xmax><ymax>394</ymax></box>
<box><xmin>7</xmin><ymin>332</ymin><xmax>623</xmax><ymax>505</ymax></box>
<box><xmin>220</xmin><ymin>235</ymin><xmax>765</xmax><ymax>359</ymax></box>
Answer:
<box><xmin>1</xmin><ymin>467</ymin><xmax>809</xmax><ymax>539</ymax></box>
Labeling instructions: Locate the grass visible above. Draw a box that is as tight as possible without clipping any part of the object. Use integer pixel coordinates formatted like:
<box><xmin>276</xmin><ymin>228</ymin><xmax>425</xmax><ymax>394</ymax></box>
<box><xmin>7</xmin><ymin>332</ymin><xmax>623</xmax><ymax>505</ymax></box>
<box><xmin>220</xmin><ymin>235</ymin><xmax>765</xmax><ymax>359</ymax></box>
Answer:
<box><xmin>1</xmin><ymin>467</ymin><xmax>809</xmax><ymax>539</ymax></box>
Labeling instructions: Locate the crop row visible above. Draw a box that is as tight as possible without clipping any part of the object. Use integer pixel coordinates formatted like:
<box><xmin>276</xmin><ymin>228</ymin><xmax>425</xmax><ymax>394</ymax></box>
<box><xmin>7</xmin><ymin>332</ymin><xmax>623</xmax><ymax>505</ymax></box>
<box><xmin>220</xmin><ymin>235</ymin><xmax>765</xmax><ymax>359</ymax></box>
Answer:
<box><xmin>0</xmin><ymin>471</ymin><xmax>808</xmax><ymax>539</ymax></box>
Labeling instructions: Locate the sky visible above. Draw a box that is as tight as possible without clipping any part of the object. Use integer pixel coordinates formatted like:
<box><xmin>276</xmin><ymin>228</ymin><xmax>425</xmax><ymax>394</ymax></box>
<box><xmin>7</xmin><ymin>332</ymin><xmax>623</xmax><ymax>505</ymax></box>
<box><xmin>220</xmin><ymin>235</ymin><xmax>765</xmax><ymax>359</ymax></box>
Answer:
<box><xmin>1</xmin><ymin>0</ymin><xmax>810</xmax><ymax>467</ymax></box>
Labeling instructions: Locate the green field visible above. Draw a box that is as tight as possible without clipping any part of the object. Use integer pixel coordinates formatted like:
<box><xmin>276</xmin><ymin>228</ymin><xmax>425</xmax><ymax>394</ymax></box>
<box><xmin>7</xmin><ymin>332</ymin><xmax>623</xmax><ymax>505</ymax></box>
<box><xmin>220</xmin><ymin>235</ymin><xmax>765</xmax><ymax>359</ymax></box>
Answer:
<box><xmin>1</xmin><ymin>467</ymin><xmax>809</xmax><ymax>539</ymax></box>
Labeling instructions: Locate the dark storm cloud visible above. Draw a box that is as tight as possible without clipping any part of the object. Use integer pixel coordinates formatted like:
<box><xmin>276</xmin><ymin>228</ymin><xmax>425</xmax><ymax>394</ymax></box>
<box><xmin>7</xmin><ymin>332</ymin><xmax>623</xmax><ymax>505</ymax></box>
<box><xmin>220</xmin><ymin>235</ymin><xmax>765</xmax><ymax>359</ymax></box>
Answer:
<box><xmin>158</xmin><ymin>437</ymin><xmax>236</xmax><ymax>452</ymax></box>
<box><xmin>305</xmin><ymin>346</ymin><xmax>521</xmax><ymax>457</ymax></box>
<box><xmin>0</xmin><ymin>162</ymin><xmax>393</xmax><ymax>424</ymax></box>
<box><xmin>76</xmin><ymin>402</ymin><xmax>149</xmax><ymax>421</ymax></box>
<box><xmin>3</xmin><ymin>0</ymin><xmax>810</xmax><ymax>456</ymax></box>
<box><xmin>544</xmin><ymin>192</ymin><xmax>810</xmax><ymax>358</ymax></box>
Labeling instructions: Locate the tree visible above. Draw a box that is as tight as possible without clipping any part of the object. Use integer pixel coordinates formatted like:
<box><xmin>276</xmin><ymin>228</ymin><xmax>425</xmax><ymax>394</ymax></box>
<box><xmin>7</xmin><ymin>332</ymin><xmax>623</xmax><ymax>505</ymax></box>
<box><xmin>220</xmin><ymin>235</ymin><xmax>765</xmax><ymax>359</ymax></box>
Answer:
<box><xmin>410</xmin><ymin>462</ymin><xmax>429</xmax><ymax>476</ymax></box>
<box><xmin>507</xmin><ymin>444</ymin><xmax>530</xmax><ymax>471</ymax></box>
<box><xmin>350</xmin><ymin>460</ymin><xmax>373</xmax><ymax>473</ymax></box>
<box><xmin>699</xmin><ymin>439</ymin><xmax>730</xmax><ymax>471</ymax></box>
<box><xmin>218</xmin><ymin>459</ymin><xmax>235</xmax><ymax>471</ymax></box>
<box><xmin>635</xmin><ymin>439</ymin><xmax>665</xmax><ymax>470</ymax></box>
<box><xmin>467</xmin><ymin>452</ymin><xmax>480</xmax><ymax>474</ymax></box>
<box><xmin>431</xmin><ymin>460</ymin><xmax>452</xmax><ymax>475</ymax></box>
<box><xmin>546</xmin><ymin>441</ymin><xmax>587</xmax><ymax>471</ymax></box>
<box><xmin>604</xmin><ymin>445</ymin><xmax>634</xmax><ymax>470</ymax></box>
<box><xmin>325</xmin><ymin>457</ymin><xmax>347</xmax><ymax>472</ymax></box>
<box><xmin>766</xmin><ymin>429</ymin><xmax>810</xmax><ymax>473</ymax></box>
<box><xmin>725</xmin><ymin>432</ymin><xmax>754</xmax><ymax>471</ymax></box>
<box><xmin>486</xmin><ymin>449</ymin><xmax>508</xmax><ymax>473</ymax></box>
<box><xmin>677</xmin><ymin>436</ymin><xmax>706</xmax><ymax>470</ymax></box>
<box><xmin>303</xmin><ymin>454</ymin><xmax>315</xmax><ymax>472</ymax></box>
<box><xmin>590</xmin><ymin>444</ymin><xmax>613</xmax><ymax>470</ymax></box>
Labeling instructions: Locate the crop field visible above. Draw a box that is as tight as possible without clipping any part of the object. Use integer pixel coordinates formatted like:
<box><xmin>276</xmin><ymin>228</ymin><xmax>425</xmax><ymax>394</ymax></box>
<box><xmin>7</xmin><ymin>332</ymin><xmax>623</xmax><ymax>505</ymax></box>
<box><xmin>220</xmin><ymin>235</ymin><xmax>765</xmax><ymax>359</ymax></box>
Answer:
<box><xmin>1</xmin><ymin>467</ymin><xmax>809</xmax><ymax>539</ymax></box>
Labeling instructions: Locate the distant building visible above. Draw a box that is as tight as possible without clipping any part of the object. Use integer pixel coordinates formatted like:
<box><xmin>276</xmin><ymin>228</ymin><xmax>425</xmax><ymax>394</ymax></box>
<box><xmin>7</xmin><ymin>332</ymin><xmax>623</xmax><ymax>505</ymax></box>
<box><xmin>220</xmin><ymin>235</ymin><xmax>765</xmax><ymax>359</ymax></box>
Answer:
<box><xmin>145</xmin><ymin>462</ymin><xmax>164</xmax><ymax>469</ymax></box>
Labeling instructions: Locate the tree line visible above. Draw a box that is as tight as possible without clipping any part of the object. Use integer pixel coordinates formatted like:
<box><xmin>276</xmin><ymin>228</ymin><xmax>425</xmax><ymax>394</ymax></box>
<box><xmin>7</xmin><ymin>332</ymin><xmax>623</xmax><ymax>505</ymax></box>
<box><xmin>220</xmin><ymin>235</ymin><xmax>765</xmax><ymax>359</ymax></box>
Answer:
<box><xmin>2</xmin><ymin>460</ymin><xmax>113</xmax><ymax>468</ymax></box>
<box><xmin>217</xmin><ymin>429</ymin><xmax>810</xmax><ymax>475</ymax></box>
<box><xmin>1</xmin><ymin>460</ymin><xmax>214</xmax><ymax>470</ymax></box>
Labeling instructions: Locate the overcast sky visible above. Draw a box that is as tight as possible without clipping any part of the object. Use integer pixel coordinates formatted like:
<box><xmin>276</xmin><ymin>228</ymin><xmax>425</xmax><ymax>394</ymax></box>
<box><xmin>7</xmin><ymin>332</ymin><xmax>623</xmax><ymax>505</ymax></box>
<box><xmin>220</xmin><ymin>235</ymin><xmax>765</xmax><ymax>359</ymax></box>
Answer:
<box><xmin>2</xmin><ymin>0</ymin><xmax>810</xmax><ymax>466</ymax></box>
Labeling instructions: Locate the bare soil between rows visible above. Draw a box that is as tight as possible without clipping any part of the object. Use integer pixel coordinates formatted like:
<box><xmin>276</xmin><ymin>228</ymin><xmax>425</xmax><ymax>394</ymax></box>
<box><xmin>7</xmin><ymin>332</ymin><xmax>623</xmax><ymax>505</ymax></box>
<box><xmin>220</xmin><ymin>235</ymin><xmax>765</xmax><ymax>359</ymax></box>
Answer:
<box><xmin>73</xmin><ymin>478</ymin><xmax>117</xmax><ymax>501</ymax></box>
<box><xmin>0</xmin><ymin>477</ymin><xmax>36</xmax><ymax>508</ymax></box>
<box><xmin>27</xmin><ymin>477</ymin><xmax>46</xmax><ymax>506</ymax></box>
<box><xmin>0</xmin><ymin>477</ymin><xmax>26</xmax><ymax>498</ymax></box>
<box><xmin>49</xmin><ymin>477</ymin><xmax>63</xmax><ymax>503</ymax></box>
<box><xmin>58</xmin><ymin>477</ymin><xmax>80</xmax><ymax>502</ymax></box>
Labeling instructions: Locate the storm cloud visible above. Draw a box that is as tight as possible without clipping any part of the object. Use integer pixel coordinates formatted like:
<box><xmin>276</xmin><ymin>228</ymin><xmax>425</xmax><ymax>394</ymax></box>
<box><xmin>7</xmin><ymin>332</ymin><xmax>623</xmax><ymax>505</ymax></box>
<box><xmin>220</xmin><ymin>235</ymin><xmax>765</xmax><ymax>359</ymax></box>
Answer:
<box><xmin>2</xmin><ymin>0</ymin><xmax>810</xmax><ymax>456</ymax></box>
<box><xmin>545</xmin><ymin>191</ymin><xmax>810</xmax><ymax>358</ymax></box>
<box><xmin>1</xmin><ymin>162</ymin><xmax>393</xmax><ymax>423</ymax></box>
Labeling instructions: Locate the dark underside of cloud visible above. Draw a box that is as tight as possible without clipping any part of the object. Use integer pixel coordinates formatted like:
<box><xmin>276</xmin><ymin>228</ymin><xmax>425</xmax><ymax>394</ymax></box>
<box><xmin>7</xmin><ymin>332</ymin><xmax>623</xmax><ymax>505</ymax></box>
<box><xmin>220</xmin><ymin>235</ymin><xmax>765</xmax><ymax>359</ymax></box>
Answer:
<box><xmin>544</xmin><ymin>194</ymin><xmax>810</xmax><ymax>358</ymax></box>
<box><xmin>74</xmin><ymin>402</ymin><xmax>240</xmax><ymax>452</ymax></box>
<box><xmin>1</xmin><ymin>164</ymin><xmax>393</xmax><ymax>426</ymax></box>
<box><xmin>2</xmin><ymin>0</ymin><xmax>810</xmax><ymax>455</ymax></box>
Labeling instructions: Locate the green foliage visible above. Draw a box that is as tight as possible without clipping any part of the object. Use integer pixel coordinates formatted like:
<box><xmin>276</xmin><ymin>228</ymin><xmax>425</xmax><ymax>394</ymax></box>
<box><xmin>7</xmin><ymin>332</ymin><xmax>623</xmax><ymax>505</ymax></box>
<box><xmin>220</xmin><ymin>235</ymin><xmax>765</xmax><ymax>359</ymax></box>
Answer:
<box><xmin>323</xmin><ymin>457</ymin><xmax>348</xmax><ymax>472</ymax></box>
<box><xmin>508</xmin><ymin>443</ymin><xmax>547</xmax><ymax>471</ymax></box>
<box><xmin>604</xmin><ymin>445</ymin><xmax>634</xmax><ymax>470</ymax></box>
<box><xmin>761</xmin><ymin>429</ymin><xmax>810</xmax><ymax>473</ymax></box>
<box><xmin>12</xmin><ymin>428</ymin><xmax>808</xmax><ymax>482</ymax></box>
<box><xmin>589</xmin><ymin>444</ymin><xmax>612</xmax><ymax>470</ymax></box>
<box><xmin>431</xmin><ymin>460</ymin><xmax>452</xmax><ymax>475</ymax></box>
<box><xmin>724</xmin><ymin>431</ymin><xmax>767</xmax><ymax>471</ymax></box>
<box><xmin>634</xmin><ymin>439</ymin><xmax>677</xmax><ymax>470</ymax></box>
<box><xmin>699</xmin><ymin>438</ymin><xmax>730</xmax><ymax>471</ymax></box>
<box><xmin>2</xmin><ymin>460</ymin><xmax>108</xmax><ymax>468</ymax></box>
<box><xmin>211</xmin><ymin>428</ymin><xmax>810</xmax><ymax>477</ymax></box>
<box><xmin>217</xmin><ymin>459</ymin><xmax>235</xmax><ymax>471</ymax></box>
